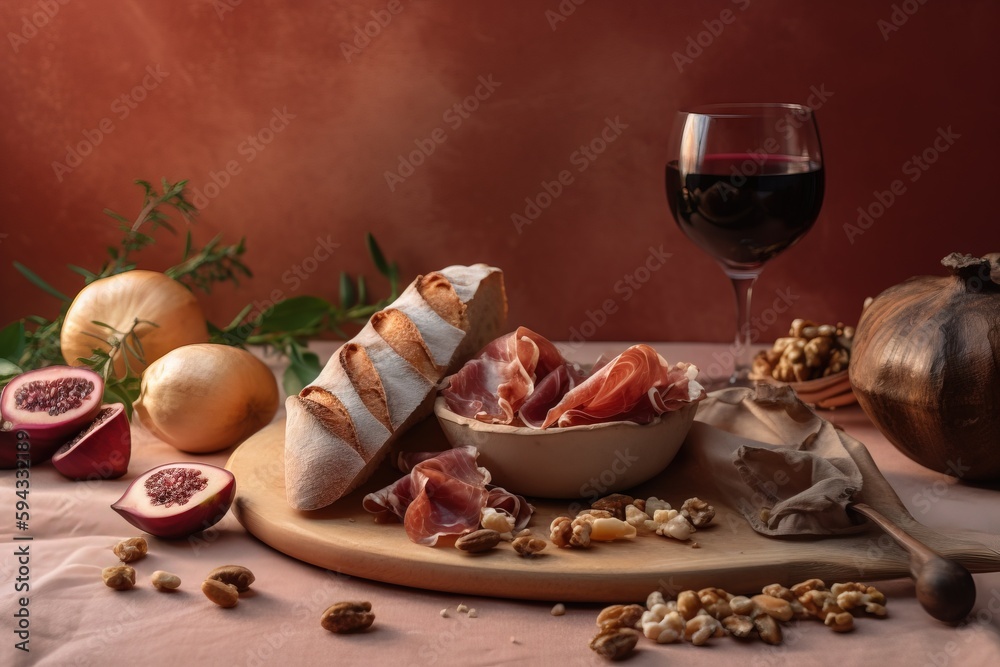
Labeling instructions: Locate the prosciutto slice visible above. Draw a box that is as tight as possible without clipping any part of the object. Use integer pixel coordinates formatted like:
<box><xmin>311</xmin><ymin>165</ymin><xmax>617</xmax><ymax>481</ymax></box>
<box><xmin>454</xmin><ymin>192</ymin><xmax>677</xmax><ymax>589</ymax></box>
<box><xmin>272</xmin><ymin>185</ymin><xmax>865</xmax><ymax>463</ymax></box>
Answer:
<box><xmin>440</xmin><ymin>326</ymin><xmax>563</xmax><ymax>424</ymax></box>
<box><xmin>362</xmin><ymin>446</ymin><xmax>533</xmax><ymax>546</ymax></box>
<box><xmin>519</xmin><ymin>363</ymin><xmax>587</xmax><ymax>428</ymax></box>
<box><xmin>539</xmin><ymin>344</ymin><xmax>705</xmax><ymax>428</ymax></box>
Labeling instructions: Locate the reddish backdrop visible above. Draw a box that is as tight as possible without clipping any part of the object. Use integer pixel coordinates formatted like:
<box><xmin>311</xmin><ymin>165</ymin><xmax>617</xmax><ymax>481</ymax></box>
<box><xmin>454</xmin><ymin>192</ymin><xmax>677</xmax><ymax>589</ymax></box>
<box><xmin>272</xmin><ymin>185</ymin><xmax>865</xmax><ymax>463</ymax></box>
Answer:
<box><xmin>1</xmin><ymin>0</ymin><xmax>997</xmax><ymax>346</ymax></box>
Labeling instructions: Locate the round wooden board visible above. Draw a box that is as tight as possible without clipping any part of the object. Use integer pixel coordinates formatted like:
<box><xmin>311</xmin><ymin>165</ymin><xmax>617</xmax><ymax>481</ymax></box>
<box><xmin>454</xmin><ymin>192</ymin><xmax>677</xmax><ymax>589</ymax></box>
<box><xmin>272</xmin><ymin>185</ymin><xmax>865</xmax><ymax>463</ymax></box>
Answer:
<box><xmin>226</xmin><ymin>419</ymin><xmax>1000</xmax><ymax>602</ymax></box>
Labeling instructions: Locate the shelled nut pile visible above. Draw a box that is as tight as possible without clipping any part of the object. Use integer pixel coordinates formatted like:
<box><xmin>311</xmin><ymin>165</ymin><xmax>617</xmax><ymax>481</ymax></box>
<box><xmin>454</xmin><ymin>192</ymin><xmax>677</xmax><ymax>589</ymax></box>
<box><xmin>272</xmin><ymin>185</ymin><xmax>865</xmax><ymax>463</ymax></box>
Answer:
<box><xmin>589</xmin><ymin>579</ymin><xmax>887</xmax><ymax>660</ymax></box>
<box><xmin>751</xmin><ymin>318</ymin><xmax>855</xmax><ymax>382</ymax></box>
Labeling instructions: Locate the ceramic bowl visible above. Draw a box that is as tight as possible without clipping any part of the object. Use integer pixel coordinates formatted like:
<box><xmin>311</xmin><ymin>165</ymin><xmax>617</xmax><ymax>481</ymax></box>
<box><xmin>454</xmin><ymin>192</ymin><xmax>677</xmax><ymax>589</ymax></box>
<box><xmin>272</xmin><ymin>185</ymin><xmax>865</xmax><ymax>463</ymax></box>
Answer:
<box><xmin>433</xmin><ymin>397</ymin><xmax>698</xmax><ymax>499</ymax></box>
<box><xmin>754</xmin><ymin>369</ymin><xmax>856</xmax><ymax>410</ymax></box>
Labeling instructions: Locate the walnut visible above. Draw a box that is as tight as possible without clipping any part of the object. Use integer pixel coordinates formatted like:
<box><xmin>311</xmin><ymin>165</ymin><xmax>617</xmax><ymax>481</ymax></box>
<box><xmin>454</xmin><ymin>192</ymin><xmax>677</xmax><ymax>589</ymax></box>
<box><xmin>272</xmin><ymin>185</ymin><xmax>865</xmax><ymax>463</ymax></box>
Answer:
<box><xmin>642</xmin><ymin>610</ymin><xmax>684</xmax><ymax>643</ymax></box>
<box><xmin>698</xmin><ymin>588</ymin><xmax>734</xmax><ymax>619</ymax></box>
<box><xmin>680</xmin><ymin>497</ymin><xmax>715</xmax><ymax>528</ymax></box>
<box><xmin>113</xmin><ymin>537</ymin><xmax>148</xmax><ymax>563</ymax></box>
<box><xmin>729</xmin><ymin>595</ymin><xmax>755</xmax><ymax>616</ymax></box>
<box><xmin>824</xmin><ymin>610</ymin><xmax>854</xmax><ymax>632</ymax></box>
<box><xmin>631</xmin><ymin>498</ymin><xmax>646</xmax><ymax>513</ymax></box>
<box><xmin>589</xmin><ymin>628</ymin><xmax>639</xmax><ymax>660</ymax></box>
<box><xmin>722</xmin><ymin>614</ymin><xmax>755</xmax><ymax>638</ymax></box>
<box><xmin>751</xmin><ymin>594</ymin><xmax>793</xmax><ymax>622</ymax></box>
<box><xmin>790</xmin><ymin>578</ymin><xmax>826</xmax><ymax>598</ymax></box>
<box><xmin>576</xmin><ymin>509</ymin><xmax>614</xmax><ymax>520</ymax></box>
<box><xmin>549</xmin><ymin>516</ymin><xmax>591</xmax><ymax>548</ymax></box>
<box><xmin>753</xmin><ymin>613</ymin><xmax>782</xmax><ymax>645</ymax></box>
<box><xmin>591</xmin><ymin>494</ymin><xmax>634</xmax><ymax>520</ymax></box>
<box><xmin>836</xmin><ymin>590</ymin><xmax>887</xmax><ymax>617</ymax></box>
<box><xmin>646</xmin><ymin>591</ymin><xmax>666</xmax><ymax>610</ymax></box>
<box><xmin>511</xmin><ymin>536</ymin><xmax>546</xmax><ymax>557</ymax></box>
<box><xmin>761</xmin><ymin>583</ymin><xmax>795</xmax><ymax>601</ymax></box>
<box><xmin>684</xmin><ymin>615</ymin><xmax>723</xmax><ymax>646</ymax></box>
<box><xmin>676</xmin><ymin>590</ymin><xmax>702</xmax><ymax>620</ymax></box>
<box><xmin>596</xmin><ymin>604</ymin><xmax>645</xmax><ymax>632</ymax></box>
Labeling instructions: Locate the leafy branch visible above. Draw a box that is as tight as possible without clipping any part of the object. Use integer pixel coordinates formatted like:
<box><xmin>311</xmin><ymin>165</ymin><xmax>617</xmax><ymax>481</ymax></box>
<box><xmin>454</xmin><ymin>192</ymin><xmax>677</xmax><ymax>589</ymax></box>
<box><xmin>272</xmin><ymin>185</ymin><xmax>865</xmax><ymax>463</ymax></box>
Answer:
<box><xmin>0</xmin><ymin>178</ymin><xmax>400</xmax><ymax>407</ymax></box>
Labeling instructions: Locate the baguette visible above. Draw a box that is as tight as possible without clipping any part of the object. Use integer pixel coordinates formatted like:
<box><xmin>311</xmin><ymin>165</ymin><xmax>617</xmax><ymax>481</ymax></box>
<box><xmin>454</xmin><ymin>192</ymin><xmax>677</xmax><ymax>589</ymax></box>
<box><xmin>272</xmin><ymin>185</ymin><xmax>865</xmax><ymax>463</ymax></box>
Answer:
<box><xmin>284</xmin><ymin>264</ymin><xmax>506</xmax><ymax>510</ymax></box>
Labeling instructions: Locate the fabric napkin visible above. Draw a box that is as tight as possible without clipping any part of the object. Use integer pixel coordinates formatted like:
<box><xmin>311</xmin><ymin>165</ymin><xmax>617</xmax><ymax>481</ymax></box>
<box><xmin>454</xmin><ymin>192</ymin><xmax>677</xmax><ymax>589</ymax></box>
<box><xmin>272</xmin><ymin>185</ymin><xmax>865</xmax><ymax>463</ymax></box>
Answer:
<box><xmin>691</xmin><ymin>384</ymin><xmax>865</xmax><ymax>537</ymax></box>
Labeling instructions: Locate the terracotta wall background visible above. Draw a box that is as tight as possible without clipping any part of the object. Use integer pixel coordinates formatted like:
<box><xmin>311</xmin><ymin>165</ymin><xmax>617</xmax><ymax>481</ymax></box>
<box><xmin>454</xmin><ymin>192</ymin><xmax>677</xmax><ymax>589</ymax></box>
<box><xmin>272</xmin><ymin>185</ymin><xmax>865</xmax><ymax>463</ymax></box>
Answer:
<box><xmin>1</xmin><ymin>0</ymin><xmax>997</xmax><ymax>346</ymax></box>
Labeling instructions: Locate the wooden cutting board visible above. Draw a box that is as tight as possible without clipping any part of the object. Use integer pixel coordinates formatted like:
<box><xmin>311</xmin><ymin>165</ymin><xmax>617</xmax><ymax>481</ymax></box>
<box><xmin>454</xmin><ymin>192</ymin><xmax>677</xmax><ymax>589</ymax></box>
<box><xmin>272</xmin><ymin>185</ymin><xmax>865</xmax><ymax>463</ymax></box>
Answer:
<box><xmin>226</xmin><ymin>418</ymin><xmax>1000</xmax><ymax>602</ymax></box>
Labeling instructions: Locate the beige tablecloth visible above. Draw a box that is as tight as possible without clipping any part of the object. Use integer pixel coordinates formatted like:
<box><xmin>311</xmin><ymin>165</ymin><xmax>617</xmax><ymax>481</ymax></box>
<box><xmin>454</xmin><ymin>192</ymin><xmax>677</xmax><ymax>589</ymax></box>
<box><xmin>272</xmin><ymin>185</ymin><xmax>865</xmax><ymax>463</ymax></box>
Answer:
<box><xmin>4</xmin><ymin>343</ymin><xmax>999</xmax><ymax>666</ymax></box>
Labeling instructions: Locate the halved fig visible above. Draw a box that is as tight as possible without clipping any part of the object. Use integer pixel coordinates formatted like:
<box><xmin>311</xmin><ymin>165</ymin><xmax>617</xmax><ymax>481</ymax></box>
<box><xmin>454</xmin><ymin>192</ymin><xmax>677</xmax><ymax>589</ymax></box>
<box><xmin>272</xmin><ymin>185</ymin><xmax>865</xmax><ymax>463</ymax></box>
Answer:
<box><xmin>1</xmin><ymin>366</ymin><xmax>104</xmax><ymax>445</ymax></box>
<box><xmin>111</xmin><ymin>462</ymin><xmax>236</xmax><ymax>538</ymax></box>
<box><xmin>52</xmin><ymin>403</ymin><xmax>131</xmax><ymax>480</ymax></box>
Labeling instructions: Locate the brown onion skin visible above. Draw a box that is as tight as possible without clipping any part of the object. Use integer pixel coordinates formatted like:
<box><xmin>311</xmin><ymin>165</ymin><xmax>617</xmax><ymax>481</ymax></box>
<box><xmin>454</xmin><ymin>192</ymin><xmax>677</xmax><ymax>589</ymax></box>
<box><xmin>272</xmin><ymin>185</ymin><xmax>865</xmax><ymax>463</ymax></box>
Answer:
<box><xmin>849</xmin><ymin>253</ymin><xmax>1000</xmax><ymax>481</ymax></box>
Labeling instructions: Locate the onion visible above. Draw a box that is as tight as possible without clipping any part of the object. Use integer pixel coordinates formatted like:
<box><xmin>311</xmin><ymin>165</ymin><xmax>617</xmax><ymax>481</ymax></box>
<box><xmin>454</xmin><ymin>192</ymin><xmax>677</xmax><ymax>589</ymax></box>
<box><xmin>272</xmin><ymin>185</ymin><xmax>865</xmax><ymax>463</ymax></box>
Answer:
<box><xmin>849</xmin><ymin>253</ymin><xmax>1000</xmax><ymax>480</ymax></box>
<box><xmin>61</xmin><ymin>271</ymin><xmax>209</xmax><ymax>378</ymax></box>
<box><xmin>134</xmin><ymin>344</ymin><xmax>279</xmax><ymax>453</ymax></box>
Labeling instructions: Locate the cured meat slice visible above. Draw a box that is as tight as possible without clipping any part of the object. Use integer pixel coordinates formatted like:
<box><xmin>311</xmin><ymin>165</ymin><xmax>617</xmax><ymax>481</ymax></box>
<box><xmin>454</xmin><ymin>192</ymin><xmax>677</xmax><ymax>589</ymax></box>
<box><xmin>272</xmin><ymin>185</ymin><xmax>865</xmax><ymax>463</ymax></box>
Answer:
<box><xmin>540</xmin><ymin>344</ymin><xmax>705</xmax><ymax>428</ymax></box>
<box><xmin>519</xmin><ymin>363</ymin><xmax>586</xmax><ymax>428</ymax></box>
<box><xmin>363</xmin><ymin>446</ymin><xmax>533</xmax><ymax>545</ymax></box>
<box><xmin>441</xmin><ymin>327</ymin><xmax>563</xmax><ymax>424</ymax></box>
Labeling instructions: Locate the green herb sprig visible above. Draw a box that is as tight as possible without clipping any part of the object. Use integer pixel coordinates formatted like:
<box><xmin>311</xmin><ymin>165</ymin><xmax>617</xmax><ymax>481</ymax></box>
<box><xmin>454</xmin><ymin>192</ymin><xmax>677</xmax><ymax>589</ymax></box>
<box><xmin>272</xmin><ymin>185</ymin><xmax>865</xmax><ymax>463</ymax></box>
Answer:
<box><xmin>0</xmin><ymin>179</ymin><xmax>399</xmax><ymax>412</ymax></box>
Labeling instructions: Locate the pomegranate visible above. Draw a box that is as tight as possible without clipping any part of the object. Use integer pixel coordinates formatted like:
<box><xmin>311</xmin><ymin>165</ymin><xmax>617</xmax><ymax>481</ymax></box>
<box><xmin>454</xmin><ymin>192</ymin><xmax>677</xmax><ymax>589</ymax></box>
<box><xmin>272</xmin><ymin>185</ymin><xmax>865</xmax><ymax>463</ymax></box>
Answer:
<box><xmin>0</xmin><ymin>366</ymin><xmax>104</xmax><ymax>457</ymax></box>
<box><xmin>51</xmin><ymin>403</ymin><xmax>131</xmax><ymax>480</ymax></box>
<box><xmin>111</xmin><ymin>462</ymin><xmax>236</xmax><ymax>538</ymax></box>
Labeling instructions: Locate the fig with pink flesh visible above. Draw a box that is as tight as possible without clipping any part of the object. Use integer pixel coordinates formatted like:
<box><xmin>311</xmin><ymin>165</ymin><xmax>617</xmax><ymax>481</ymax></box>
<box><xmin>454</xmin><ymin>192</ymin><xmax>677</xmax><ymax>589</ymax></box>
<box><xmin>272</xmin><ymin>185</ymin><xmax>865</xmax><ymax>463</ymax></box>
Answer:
<box><xmin>1</xmin><ymin>366</ymin><xmax>104</xmax><ymax>445</ymax></box>
<box><xmin>111</xmin><ymin>462</ymin><xmax>236</xmax><ymax>538</ymax></box>
<box><xmin>52</xmin><ymin>403</ymin><xmax>131</xmax><ymax>480</ymax></box>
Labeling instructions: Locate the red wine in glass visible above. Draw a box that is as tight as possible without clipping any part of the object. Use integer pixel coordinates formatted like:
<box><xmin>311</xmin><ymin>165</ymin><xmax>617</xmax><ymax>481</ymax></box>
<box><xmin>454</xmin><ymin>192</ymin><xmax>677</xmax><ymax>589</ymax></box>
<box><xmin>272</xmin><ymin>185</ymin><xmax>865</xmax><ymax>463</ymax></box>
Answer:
<box><xmin>665</xmin><ymin>154</ymin><xmax>824</xmax><ymax>272</ymax></box>
<box><xmin>664</xmin><ymin>104</ymin><xmax>824</xmax><ymax>387</ymax></box>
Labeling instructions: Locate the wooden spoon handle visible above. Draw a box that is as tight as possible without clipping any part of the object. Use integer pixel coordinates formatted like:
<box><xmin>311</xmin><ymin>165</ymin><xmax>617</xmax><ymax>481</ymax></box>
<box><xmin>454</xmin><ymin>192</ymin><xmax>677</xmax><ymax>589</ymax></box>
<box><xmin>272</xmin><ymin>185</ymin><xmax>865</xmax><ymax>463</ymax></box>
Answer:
<box><xmin>850</xmin><ymin>502</ymin><xmax>938</xmax><ymax>569</ymax></box>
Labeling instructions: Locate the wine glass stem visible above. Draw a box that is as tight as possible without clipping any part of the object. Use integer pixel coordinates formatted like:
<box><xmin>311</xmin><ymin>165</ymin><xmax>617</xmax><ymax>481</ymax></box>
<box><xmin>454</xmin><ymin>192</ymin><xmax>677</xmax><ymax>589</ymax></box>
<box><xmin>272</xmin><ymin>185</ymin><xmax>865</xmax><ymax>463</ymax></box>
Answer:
<box><xmin>728</xmin><ymin>272</ymin><xmax>759</xmax><ymax>385</ymax></box>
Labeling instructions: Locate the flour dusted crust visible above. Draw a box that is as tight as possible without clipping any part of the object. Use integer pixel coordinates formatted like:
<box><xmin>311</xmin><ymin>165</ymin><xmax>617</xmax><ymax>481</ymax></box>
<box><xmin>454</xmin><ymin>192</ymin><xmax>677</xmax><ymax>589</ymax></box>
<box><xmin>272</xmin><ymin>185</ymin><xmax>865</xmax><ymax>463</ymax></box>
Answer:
<box><xmin>284</xmin><ymin>264</ymin><xmax>506</xmax><ymax>510</ymax></box>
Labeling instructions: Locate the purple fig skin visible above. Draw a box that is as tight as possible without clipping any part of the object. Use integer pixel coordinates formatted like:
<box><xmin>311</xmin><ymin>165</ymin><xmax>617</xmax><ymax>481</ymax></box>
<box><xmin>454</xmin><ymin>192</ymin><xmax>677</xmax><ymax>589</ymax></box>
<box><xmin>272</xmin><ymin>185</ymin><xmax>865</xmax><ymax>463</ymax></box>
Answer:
<box><xmin>110</xmin><ymin>463</ymin><xmax>236</xmax><ymax>539</ymax></box>
<box><xmin>51</xmin><ymin>403</ymin><xmax>131</xmax><ymax>481</ymax></box>
<box><xmin>1</xmin><ymin>366</ymin><xmax>104</xmax><ymax>442</ymax></box>
<box><xmin>0</xmin><ymin>429</ymin><xmax>64</xmax><ymax>469</ymax></box>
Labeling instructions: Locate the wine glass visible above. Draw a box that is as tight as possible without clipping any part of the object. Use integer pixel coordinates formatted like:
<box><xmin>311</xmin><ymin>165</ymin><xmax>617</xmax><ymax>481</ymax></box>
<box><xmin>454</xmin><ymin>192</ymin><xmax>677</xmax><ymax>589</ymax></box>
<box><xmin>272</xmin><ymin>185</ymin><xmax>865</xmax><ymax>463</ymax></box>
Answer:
<box><xmin>665</xmin><ymin>103</ymin><xmax>824</xmax><ymax>388</ymax></box>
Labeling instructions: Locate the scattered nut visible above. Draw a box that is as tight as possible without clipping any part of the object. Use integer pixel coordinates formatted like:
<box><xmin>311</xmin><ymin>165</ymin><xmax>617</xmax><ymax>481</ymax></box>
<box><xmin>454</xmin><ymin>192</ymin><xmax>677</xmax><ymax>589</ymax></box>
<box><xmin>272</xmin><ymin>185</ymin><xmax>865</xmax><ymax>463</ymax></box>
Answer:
<box><xmin>632</xmin><ymin>498</ymin><xmax>646</xmax><ymax>513</ymax></box>
<box><xmin>480</xmin><ymin>507</ymin><xmax>515</xmax><ymax>534</ymax></box>
<box><xmin>762</xmin><ymin>583</ymin><xmax>795</xmax><ymax>601</ymax></box>
<box><xmin>202</xmin><ymin>579</ymin><xmax>239</xmax><ymax>608</ymax></box>
<box><xmin>112</xmin><ymin>537</ymin><xmax>147</xmax><ymax>563</ymax></box>
<box><xmin>576</xmin><ymin>509</ymin><xmax>614</xmax><ymax>520</ymax></box>
<box><xmin>642</xmin><ymin>610</ymin><xmax>685</xmax><ymax>643</ymax></box>
<box><xmin>825</xmin><ymin>610</ymin><xmax>854</xmax><ymax>632</ymax></box>
<box><xmin>722</xmin><ymin>614</ymin><xmax>755</xmax><ymax>638</ymax></box>
<box><xmin>549</xmin><ymin>516</ymin><xmax>592</xmax><ymax>548</ymax></box>
<box><xmin>456</xmin><ymin>603</ymin><xmax>468</xmax><ymax>613</ymax></box>
<box><xmin>467</xmin><ymin>608</ymin><xmax>478</xmax><ymax>618</ymax></box>
<box><xmin>589</xmin><ymin>628</ymin><xmax>639</xmax><ymax>661</ymax></box>
<box><xmin>685</xmin><ymin>615</ymin><xmax>723</xmax><ymax>646</ymax></box>
<box><xmin>206</xmin><ymin>565</ymin><xmax>255</xmax><ymax>592</ymax></box>
<box><xmin>440</xmin><ymin>608</ymin><xmax>449</xmax><ymax>618</ymax></box>
<box><xmin>511</xmin><ymin>536</ymin><xmax>547</xmax><ymax>557</ymax></box>
<box><xmin>102</xmin><ymin>564</ymin><xmax>135</xmax><ymax>591</ymax></box>
<box><xmin>589</xmin><ymin>518</ymin><xmax>637</xmax><ymax>542</ymax></box>
<box><xmin>455</xmin><ymin>529</ymin><xmax>501</xmax><ymax>553</ymax></box>
<box><xmin>751</xmin><ymin>594</ymin><xmax>794</xmax><ymax>622</ymax></box>
<box><xmin>150</xmin><ymin>570</ymin><xmax>181</xmax><ymax>591</ymax></box>
<box><xmin>680</xmin><ymin>497</ymin><xmax>715</xmax><ymax>528</ymax></box>
<box><xmin>753</xmin><ymin>612</ymin><xmax>782</xmax><ymax>645</ymax></box>
<box><xmin>676</xmin><ymin>590</ymin><xmax>702</xmax><ymax>620</ymax></box>
<box><xmin>551</xmin><ymin>603</ymin><xmax>566</xmax><ymax>616</ymax></box>
<box><xmin>591</xmin><ymin>494</ymin><xmax>634</xmax><ymax>520</ymax></box>
<box><xmin>597</xmin><ymin>604</ymin><xmax>645</xmax><ymax>632</ymax></box>
<box><xmin>320</xmin><ymin>601</ymin><xmax>375</xmax><ymax>633</ymax></box>
<box><xmin>729</xmin><ymin>595</ymin><xmax>754</xmax><ymax>616</ymax></box>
